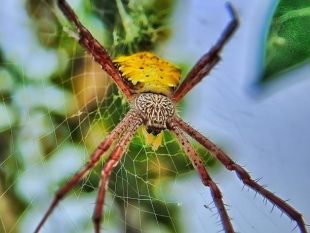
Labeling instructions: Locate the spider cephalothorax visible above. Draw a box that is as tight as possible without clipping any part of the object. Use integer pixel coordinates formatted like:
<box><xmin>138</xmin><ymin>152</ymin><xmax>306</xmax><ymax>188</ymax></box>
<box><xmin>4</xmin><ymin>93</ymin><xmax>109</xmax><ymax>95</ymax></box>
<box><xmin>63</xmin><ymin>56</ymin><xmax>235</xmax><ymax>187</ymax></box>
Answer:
<box><xmin>34</xmin><ymin>1</ymin><xmax>308</xmax><ymax>233</ymax></box>
<box><xmin>134</xmin><ymin>93</ymin><xmax>175</xmax><ymax>135</ymax></box>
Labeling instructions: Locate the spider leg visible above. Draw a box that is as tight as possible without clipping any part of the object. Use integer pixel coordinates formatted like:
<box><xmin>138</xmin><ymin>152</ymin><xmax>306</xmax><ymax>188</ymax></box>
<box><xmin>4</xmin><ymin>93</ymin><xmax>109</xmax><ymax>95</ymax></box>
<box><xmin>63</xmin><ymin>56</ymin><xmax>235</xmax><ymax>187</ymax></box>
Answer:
<box><xmin>57</xmin><ymin>0</ymin><xmax>133</xmax><ymax>99</ymax></box>
<box><xmin>168</xmin><ymin>122</ymin><xmax>235</xmax><ymax>233</ymax></box>
<box><xmin>93</xmin><ymin>118</ymin><xmax>142</xmax><ymax>233</ymax></box>
<box><xmin>172</xmin><ymin>3</ymin><xmax>238</xmax><ymax>103</ymax></box>
<box><xmin>34</xmin><ymin>112</ymin><xmax>137</xmax><ymax>233</ymax></box>
<box><xmin>175</xmin><ymin>117</ymin><xmax>308</xmax><ymax>233</ymax></box>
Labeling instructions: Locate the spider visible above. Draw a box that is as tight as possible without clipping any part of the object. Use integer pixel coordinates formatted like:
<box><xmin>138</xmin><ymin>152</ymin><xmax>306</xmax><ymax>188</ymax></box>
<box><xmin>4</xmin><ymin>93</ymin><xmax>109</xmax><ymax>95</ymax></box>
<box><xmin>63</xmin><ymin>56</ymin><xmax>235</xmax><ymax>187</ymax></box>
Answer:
<box><xmin>34</xmin><ymin>1</ymin><xmax>308</xmax><ymax>233</ymax></box>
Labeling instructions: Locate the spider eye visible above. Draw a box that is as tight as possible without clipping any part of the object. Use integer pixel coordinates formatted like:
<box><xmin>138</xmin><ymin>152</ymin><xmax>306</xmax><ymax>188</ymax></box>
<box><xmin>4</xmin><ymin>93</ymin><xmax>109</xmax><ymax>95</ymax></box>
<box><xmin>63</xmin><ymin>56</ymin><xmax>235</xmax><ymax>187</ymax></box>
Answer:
<box><xmin>153</xmin><ymin>119</ymin><xmax>163</xmax><ymax>125</ymax></box>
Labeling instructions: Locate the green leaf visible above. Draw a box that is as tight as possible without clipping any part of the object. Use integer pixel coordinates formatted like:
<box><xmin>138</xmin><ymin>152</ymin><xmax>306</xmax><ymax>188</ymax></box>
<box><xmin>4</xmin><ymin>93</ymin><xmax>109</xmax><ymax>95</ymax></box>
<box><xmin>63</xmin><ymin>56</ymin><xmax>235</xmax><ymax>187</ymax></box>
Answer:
<box><xmin>261</xmin><ymin>0</ymin><xmax>310</xmax><ymax>83</ymax></box>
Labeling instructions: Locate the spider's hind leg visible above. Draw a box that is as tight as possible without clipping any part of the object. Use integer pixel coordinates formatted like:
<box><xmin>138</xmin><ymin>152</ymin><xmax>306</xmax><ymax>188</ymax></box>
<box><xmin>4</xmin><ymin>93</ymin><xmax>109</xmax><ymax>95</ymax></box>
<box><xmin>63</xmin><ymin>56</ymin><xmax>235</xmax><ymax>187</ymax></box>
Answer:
<box><xmin>168</xmin><ymin>122</ymin><xmax>235</xmax><ymax>233</ymax></box>
<box><xmin>175</xmin><ymin>117</ymin><xmax>308</xmax><ymax>233</ymax></box>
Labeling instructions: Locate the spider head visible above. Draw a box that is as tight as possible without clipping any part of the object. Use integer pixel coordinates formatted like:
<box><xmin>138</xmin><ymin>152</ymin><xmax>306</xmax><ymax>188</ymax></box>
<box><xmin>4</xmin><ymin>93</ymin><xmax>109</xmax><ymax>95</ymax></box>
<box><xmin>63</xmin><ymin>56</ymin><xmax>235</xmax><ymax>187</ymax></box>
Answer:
<box><xmin>134</xmin><ymin>93</ymin><xmax>175</xmax><ymax>136</ymax></box>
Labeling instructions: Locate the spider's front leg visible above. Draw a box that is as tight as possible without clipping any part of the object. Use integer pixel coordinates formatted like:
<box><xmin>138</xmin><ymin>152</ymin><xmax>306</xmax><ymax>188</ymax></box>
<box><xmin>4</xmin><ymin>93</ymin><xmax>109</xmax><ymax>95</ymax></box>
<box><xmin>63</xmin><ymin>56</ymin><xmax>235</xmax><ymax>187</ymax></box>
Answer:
<box><xmin>57</xmin><ymin>0</ymin><xmax>133</xmax><ymax>99</ymax></box>
<box><xmin>172</xmin><ymin>3</ymin><xmax>238</xmax><ymax>102</ymax></box>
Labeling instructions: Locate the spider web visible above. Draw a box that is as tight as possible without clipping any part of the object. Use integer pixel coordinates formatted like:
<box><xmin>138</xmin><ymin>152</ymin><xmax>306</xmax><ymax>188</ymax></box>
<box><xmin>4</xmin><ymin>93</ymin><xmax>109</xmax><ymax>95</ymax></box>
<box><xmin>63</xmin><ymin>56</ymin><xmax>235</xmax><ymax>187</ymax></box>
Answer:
<box><xmin>0</xmin><ymin>1</ymin><xmax>217</xmax><ymax>233</ymax></box>
<box><xmin>1</xmin><ymin>1</ymin><xmax>310</xmax><ymax>233</ymax></box>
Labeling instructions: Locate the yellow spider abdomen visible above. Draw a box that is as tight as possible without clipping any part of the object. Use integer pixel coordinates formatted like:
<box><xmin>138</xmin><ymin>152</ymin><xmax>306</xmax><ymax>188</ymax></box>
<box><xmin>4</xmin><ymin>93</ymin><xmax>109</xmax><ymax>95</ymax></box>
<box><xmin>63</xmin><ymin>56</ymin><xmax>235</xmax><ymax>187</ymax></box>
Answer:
<box><xmin>113</xmin><ymin>52</ymin><xmax>181</xmax><ymax>96</ymax></box>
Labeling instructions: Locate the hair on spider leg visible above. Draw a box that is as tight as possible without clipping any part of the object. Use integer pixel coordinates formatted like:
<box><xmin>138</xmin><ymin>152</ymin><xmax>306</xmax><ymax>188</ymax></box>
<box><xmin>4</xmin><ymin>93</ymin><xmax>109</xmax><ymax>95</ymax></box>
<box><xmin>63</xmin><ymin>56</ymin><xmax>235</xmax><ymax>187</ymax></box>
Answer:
<box><xmin>214</xmin><ymin>219</ymin><xmax>236</xmax><ymax>233</ymax></box>
<box><xmin>271</xmin><ymin>203</ymin><xmax>277</xmax><ymax>213</ymax></box>
<box><xmin>254</xmin><ymin>177</ymin><xmax>263</xmax><ymax>182</ymax></box>
<box><xmin>223</xmin><ymin>202</ymin><xmax>232</xmax><ymax>209</ymax></box>
<box><xmin>253</xmin><ymin>189</ymin><xmax>260</xmax><ymax>199</ymax></box>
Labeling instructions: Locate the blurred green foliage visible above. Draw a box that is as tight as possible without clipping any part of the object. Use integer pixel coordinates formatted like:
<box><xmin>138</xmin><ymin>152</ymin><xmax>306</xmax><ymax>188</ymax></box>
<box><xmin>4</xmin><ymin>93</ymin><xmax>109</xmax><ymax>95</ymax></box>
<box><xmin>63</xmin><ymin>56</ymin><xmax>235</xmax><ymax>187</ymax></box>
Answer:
<box><xmin>86</xmin><ymin>0</ymin><xmax>176</xmax><ymax>57</ymax></box>
<box><xmin>261</xmin><ymin>0</ymin><xmax>310</xmax><ymax>83</ymax></box>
